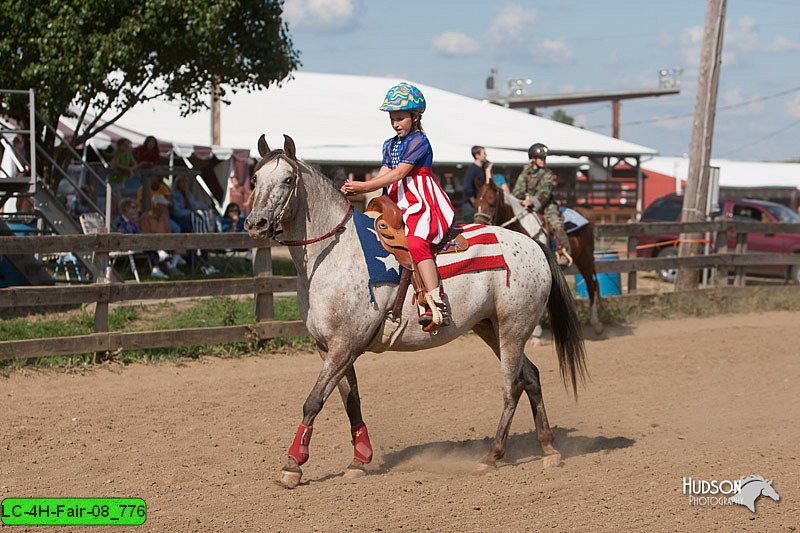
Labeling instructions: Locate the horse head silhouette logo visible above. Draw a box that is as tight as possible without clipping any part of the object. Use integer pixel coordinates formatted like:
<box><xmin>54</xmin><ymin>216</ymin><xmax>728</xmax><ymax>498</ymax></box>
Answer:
<box><xmin>731</xmin><ymin>475</ymin><xmax>780</xmax><ymax>513</ymax></box>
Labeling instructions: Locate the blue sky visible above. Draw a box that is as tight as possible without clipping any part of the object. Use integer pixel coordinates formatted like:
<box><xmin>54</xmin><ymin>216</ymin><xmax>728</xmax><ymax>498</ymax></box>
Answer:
<box><xmin>283</xmin><ymin>0</ymin><xmax>800</xmax><ymax>161</ymax></box>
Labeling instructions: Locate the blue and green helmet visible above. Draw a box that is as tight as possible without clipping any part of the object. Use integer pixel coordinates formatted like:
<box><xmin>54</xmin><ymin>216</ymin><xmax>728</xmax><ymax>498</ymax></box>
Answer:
<box><xmin>379</xmin><ymin>82</ymin><xmax>426</xmax><ymax>114</ymax></box>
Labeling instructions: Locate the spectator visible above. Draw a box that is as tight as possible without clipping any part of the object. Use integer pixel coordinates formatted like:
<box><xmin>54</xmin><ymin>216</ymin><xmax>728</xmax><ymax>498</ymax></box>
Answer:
<box><xmin>170</xmin><ymin>176</ymin><xmax>201</xmax><ymax>232</ymax></box>
<box><xmin>108</xmin><ymin>138</ymin><xmax>137</xmax><ymax>217</ymax></box>
<box><xmin>220</xmin><ymin>202</ymin><xmax>245</xmax><ymax>232</ymax></box>
<box><xmin>137</xmin><ymin>175</ymin><xmax>171</xmax><ymax>212</ymax></box>
<box><xmin>139</xmin><ymin>195</ymin><xmax>183</xmax><ymax>278</ymax></box>
<box><xmin>493</xmin><ymin>173</ymin><xmax>511</xmax><ymax>193</ymax></box>
<box><xmin>462</xmin><ymin>145</ymin><xmax>490</xmax><ymax>223</ymax></box>
<box><xmin>133</xmin><ymin>136</ymin><xmax>161</xmax><ymax>167</ymax></box>
<box><xmin>136</xmin><ymin>175</ymin><xmax>179</xmax><ymax>232</ymax></box>
<box><xmin>69</xmin><ymin>185</ymin><xmax>95</xmax><ymax>220</ymax></box>
<box><xmin>227</xmin><ymin>175</ymin><xmax>249</xmax><ymax>216</ymax></box>
<box><xmin>113</xmin><ymin>198</ymin><xmax>141</xmax><ymax>233</ymax></box>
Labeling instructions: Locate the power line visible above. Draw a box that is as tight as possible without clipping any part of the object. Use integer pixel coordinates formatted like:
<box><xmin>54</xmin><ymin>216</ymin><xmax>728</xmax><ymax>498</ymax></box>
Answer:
<box><xmin>717</xmin><ymin>117</ymin><xmax>800</xmax><ymax>157</ymax></box>
<box><xmin>587</xmin><ymin>85</ymin><xmax>800</xmax><ymax>129</ymax></box>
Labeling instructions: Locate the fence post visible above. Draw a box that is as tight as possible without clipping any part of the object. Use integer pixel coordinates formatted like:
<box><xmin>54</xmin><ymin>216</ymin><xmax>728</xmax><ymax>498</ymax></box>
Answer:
<box><xmin>93</xmin><ymin>250</ymin><xmax>110</xmax><ymax>362</ymax></box>
<box><xmin>734</xmin><ymin>232</ymin><xmax>747</xmax><ymax>287</ymax></box>
<box><xmin>253</xmin><ymin>244</ymin><xmax>274</xmax><ymax>323</ymax></box>
<box><xmin>626</xmin><ymin>236</ymin><xmax>638</xmax><ymax>293</ymax></box>
<box><xmin>715</xmin><ymin>230</ymin><xmax>729</xmax><ymax>286</ymax></box>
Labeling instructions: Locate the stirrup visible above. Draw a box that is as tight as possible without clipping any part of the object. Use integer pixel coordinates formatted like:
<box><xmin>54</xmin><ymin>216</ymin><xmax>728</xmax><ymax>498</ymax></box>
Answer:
<box><xmin>556</xmin><ymin>249</ymin><xmax>573</xmax><ymax>267</ymax></box>
<box><xmin>422</xmin><ymin>292</ymin><xmax>450</xmax><ymax>327</ymax></box>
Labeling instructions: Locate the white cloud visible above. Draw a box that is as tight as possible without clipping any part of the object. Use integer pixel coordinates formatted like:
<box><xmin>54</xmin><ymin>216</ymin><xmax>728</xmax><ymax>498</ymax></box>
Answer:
<box><xmin>487</xmin><ymin>5</ymin><xmax>537</xmax><ymax>45</ymax></box>
<box><xmin>531</xmin><ymin>39</ymin><xmax>574</xmax><ymax>65</ymax></box>
<box><xmin>283</xmin><ymin>0</ymin><xmax>356</xmax><ymax>32</ymax></box>
<box><xmin>727</xmin><ymin>16</ymin><xmax>759</xmax><ymax>52</ymax></box>
<box><xmin>765</xmin><ymin>36</ymin><xmax>800</xmax><ymax>52</ymax></box>
<box><xmin>682</xmin><ymin>25</ymin><xmax>704</xmax><ymax>46</ymax></box>
<box><xmin>720</xmin><ymin>88</ymin><xmax>764</xmax><ymax>116</ymax></box>
<box><xmin>787</xmin><ymin>93</ymin><xmax>800</xmax><ymax>119</ymax></box>
<box><xmin>432</xmin><ymin>32</ymin><xmax>480</xmax><ymax>57</ymax></box>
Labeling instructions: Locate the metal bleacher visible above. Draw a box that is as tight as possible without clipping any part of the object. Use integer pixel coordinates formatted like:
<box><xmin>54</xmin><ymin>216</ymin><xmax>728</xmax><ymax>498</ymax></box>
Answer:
<box><xmin>1</xmin><ymin>89</ymin><xmax>103</xmax><ymax>285</ymax></box>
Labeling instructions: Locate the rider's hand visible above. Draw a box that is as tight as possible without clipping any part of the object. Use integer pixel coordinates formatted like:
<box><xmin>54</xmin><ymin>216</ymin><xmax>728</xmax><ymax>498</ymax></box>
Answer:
<box><xmin>520</xmin><ymin>198</ymin><xmax>532</xmax><ymax>208</ymax></box>
<box><xmin>340</xmin><ymin>180</ymin><xmax>365</xmax><ymax>196</ymax></box>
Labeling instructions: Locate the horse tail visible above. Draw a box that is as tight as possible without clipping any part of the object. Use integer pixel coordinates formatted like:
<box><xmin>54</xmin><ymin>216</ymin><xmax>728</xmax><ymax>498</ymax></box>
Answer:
<box><xmin>534</xmin><ymin>239</ymin><xmax>588</xmax><ymax>399</ymax></box>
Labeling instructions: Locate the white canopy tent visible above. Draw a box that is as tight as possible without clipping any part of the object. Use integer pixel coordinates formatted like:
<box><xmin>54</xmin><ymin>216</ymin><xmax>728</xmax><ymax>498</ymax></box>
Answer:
<box><xmin>108</xmin><ymin>71</ymin><xmax>657</xmax><ymax>166</ymax></box>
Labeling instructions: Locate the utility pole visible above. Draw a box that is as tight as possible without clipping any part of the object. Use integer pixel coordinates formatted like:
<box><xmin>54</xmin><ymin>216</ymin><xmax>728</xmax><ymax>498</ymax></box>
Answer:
<box><xmin>211</xmin><ymin>76</ymin><xmax>221</xmax><ymax>145</ymax></box>
<box><xmin>674</xmin><ymin>0</ymin><xmax>726</xmax><ymax>290</ymax></box>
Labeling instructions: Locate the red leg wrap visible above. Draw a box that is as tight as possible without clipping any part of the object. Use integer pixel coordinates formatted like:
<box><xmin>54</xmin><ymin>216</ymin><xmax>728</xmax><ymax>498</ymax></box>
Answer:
<box><xmin>287</xmin><ymin>424</ymin><xmax>313</xmax><ymax>466</ymax></box>
<box><xmin>351</xmin><ymin>422</ymin><xmax>373</xmax><ymax>464</ymax></box>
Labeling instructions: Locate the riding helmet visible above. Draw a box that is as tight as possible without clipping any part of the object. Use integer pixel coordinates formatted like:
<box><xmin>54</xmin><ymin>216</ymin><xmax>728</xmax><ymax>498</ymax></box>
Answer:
<box><xmin>528</xmin><ymin>143</ymin><xmax>549</xmax><ymax>159</ymax></box>
<box><xmin>379</xmin><ymin>82</ymin><xmax>426</xmax><ymax>114</ymax></box>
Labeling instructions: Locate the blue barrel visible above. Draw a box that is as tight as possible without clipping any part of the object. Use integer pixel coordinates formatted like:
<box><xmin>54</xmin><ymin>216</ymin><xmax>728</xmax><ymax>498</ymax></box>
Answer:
<box><xmin>574</xmin><ymin>250</ymin><xmax>621</xmax><ymax>298</ymax></box>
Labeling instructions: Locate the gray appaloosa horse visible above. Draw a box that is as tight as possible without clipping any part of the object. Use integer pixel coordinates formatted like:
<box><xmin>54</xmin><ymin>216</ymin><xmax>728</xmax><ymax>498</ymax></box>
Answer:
<box><xmin>245</xmin><ymin>134</ymin><xmax>587</xmax><ymax>488</ymax></box>
<box><xmin>473</xmin><ymin>179</ymin><xmax>604</xmax><ymax>336</ymax></box>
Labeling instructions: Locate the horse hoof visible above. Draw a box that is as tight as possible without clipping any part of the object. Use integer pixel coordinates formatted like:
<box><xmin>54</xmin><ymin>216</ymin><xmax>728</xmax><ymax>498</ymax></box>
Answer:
<box><xmin>343</xmin><ymin>467</ymin><xmax>366</xmax><ymax>480</ymax></box>
<box><xmin>542</xmin><ymin>452</ymin><xmax>562</xmax><ymax>469</ymax></box>
<box><xmin>279</xmin><ymin>468</ymin><xmax>303</xmax><ymax>489</ymax></box>
<box><xmin>591</xmin><ymin>321</ymin><xmax>604</xmax><ymax>335</ymax></box>
<box><xmin>475</xmin><ymin>459</ymin><xmax>497</xmax><ymax>473</ymax></box>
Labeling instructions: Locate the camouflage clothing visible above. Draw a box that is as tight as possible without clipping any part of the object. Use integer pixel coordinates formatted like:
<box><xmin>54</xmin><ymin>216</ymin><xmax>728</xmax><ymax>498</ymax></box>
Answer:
<box><xmin>513</xmin><ymin>164</ymin><xmax>571</xmax><ymax>254</ymax></box>
<box><xmin>513</xmin><ymin>164</ymin><xmax>554</xmax><ymax>208</ymax></box>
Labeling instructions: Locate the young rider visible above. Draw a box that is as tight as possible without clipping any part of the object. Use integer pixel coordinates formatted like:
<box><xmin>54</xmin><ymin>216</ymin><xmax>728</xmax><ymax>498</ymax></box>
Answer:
<box><xmin>513</xmin><ymin>142</ymin><xmax>573</xmax><ymax>266</ymax></box>
<box><xmin>341</xmin><ymin>82</ymin><xmax>455</xmax><ymax>327</ymax></box>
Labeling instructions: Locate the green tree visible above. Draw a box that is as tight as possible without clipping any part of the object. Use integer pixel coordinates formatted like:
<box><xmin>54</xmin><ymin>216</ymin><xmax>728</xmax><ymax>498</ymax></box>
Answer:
<box><xmin>0</xmin><ymin>0</ymin><xmax>299</xmax><ymax>185</ymax></box>
<box><xmin>550</xmin><ymin>108</ymin><xmax>575</xmax><ymax>126</ymax></box>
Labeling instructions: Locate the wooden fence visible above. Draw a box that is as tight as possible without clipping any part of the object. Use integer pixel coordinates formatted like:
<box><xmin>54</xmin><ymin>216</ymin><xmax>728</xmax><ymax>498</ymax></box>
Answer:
<box><xmin>587</xmin><ymin>220</ymin><xmax>800</xmax><ymax>291</ymax></box>
<box><xmin>1</xmin><ymin>220</ymin><xmax>799</xmax><ymax>360</ymax></box>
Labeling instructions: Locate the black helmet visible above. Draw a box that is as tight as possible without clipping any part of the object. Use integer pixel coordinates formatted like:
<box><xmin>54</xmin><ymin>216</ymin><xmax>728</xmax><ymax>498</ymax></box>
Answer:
<box><xmin>528</xmin><ymin>143</ymin><xmax>548</xmax><ymax>159</ymax></box>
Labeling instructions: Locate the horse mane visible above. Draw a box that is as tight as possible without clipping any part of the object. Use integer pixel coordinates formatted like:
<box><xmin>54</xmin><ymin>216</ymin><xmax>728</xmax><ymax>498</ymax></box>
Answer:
<box><xmin>253</xmin><ymin>148</ymin><xmax>293</xmax><ymax>174</ymax></box>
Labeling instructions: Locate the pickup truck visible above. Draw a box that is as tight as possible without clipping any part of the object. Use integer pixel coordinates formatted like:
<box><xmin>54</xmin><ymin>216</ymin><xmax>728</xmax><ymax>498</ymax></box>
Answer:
<box><xmin>637</xmin><ymin>194</ymin><xmax>800</xmax><ymax>284</ymax></box>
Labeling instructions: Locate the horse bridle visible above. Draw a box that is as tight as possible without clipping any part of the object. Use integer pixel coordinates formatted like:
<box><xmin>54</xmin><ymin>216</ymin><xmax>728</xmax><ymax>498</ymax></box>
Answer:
<box><xmin>473</xmin><ymin>183</ymin><xmax>501</xmax><ymax>225</ymax></box>
<box><xmin>257</xmin><ymin>154</ymin><xmax>351</xmax><ymax>247</ymax></box>
<box><xmin>473</xmin><ymin>183</ymin><xmax>548</xmax><ymax>242</ymax></box>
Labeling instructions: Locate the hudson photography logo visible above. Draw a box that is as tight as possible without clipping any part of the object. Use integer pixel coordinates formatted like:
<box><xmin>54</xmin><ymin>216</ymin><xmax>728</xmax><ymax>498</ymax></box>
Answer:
<box><xmin>682</xmin><ymin>475</ymin><xmax>780</xmax><ymax>512</ymax></box>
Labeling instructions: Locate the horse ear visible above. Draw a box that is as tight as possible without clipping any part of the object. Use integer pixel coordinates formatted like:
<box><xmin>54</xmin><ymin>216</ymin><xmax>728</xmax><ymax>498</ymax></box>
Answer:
<box><xmin>258</xmin><ymin>134</ymin><xmax>270</xmax><ymax>157</ymax></box>
<box><xmin>283</xmin><ymin>134</ymin><xmax>297</xmax><ymax>161</ymax></box>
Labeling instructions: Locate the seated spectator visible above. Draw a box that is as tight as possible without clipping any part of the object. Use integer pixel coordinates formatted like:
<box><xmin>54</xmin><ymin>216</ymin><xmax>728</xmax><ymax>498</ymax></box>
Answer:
<box><xmin>227</xmin><ymin>175</ymin><xmax>249</xmax><ymax>216</ymax></box>
<box><xmin>108</xmin><ymin>138</ymin><xmax>138</xmax><ymax>217</ymax></box>
<box><xmin>170</xmin><ymin>176</ymin><xmax>202</xmax><ymax>232</ymax></box>
<box><xmin>220</xmin><ymin>202</ymin><xmax>245</xmax><ymax>232</ymax></box>
<box><xmin>113</xmin><ymin>199</ymin><xmax>141</xmax><ymax>234</ymax></box>
<box><xmin>133</xmin><ymin>135</ymin><xmax>161</xmax><ymax>168</ymax></box>
<box><xmin>137</xmin><ymin>175</ymin><xmax>180</xmax><ymax>233</ymax></box>
<box><xmin>139</xmin><ymin>195</ymin><xmax>184</xmax><ymax>278</ymax></box>
<box><xmin>137</xmin><ymin>175</ymin><xmax>171</xmax><ymax>212</ymax></box>
<box><xmin>69</xmin><ymin>185</ymin><xmax>96</xmax><ymax>220</ymax></box>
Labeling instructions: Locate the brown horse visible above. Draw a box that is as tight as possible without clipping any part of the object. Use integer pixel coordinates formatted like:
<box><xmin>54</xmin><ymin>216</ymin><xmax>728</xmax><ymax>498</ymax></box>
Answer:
<box><xmin>473</xmin><ymin>180</ymin><xmax>604</xmax><ymax>335</ymax></box>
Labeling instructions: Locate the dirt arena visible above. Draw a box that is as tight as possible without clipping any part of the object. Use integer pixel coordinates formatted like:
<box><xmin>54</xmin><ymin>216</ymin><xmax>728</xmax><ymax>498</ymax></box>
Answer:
<box><xmin>1</xmin><ymin>311</ymin><xmax>798</xmax><ymax>532</ymax></box>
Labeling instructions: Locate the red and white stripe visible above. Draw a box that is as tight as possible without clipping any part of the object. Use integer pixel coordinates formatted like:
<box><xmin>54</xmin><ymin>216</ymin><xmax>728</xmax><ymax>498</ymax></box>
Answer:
<box><xmin>389</xmin><ymin>169</ymin><xmax>455</xmax><ymax>245</ymax></box>
<box><xmin>436</xmin><ymin>224</ymin><xmax>509</xmax><ymax>282</ymax></box>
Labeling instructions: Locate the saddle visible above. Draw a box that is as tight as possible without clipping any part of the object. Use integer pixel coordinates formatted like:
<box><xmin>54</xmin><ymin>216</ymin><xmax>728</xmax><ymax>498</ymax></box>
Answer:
<box><xmin>365</xmin><ymin>196</ymin><xmax>468</xmax><ymax>333</ymax></box>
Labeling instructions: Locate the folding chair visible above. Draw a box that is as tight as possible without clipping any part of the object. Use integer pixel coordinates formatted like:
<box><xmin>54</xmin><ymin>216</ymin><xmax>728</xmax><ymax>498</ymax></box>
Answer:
<box><xmin>189</xmin><ymin>210</ymin><xmax>248</xmax><ymax>275</ymax></box>
<box><xmin>79</xmin><ymin>212</ymin><xmax>141</xmax><ymax>282</ymax></box>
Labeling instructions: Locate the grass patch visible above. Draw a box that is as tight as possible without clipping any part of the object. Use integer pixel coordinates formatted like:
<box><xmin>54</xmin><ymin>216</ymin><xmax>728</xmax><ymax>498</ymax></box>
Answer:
<box><xmin>0</xmin><ymin>296</ymin><xmax>312</xmax><ymax>371</ymax></box>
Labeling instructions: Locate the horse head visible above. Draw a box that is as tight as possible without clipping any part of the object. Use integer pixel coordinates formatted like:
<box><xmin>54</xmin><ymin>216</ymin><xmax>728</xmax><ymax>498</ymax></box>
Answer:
<box><xmin>245</xmin><ymin>134</ymin><xmax>301</xmax><ymax>241</ymax></box>
<box><xmin>473</xmin><ymin>180</ymin><xmax>503</xmax><ymax>225</ymax></box>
